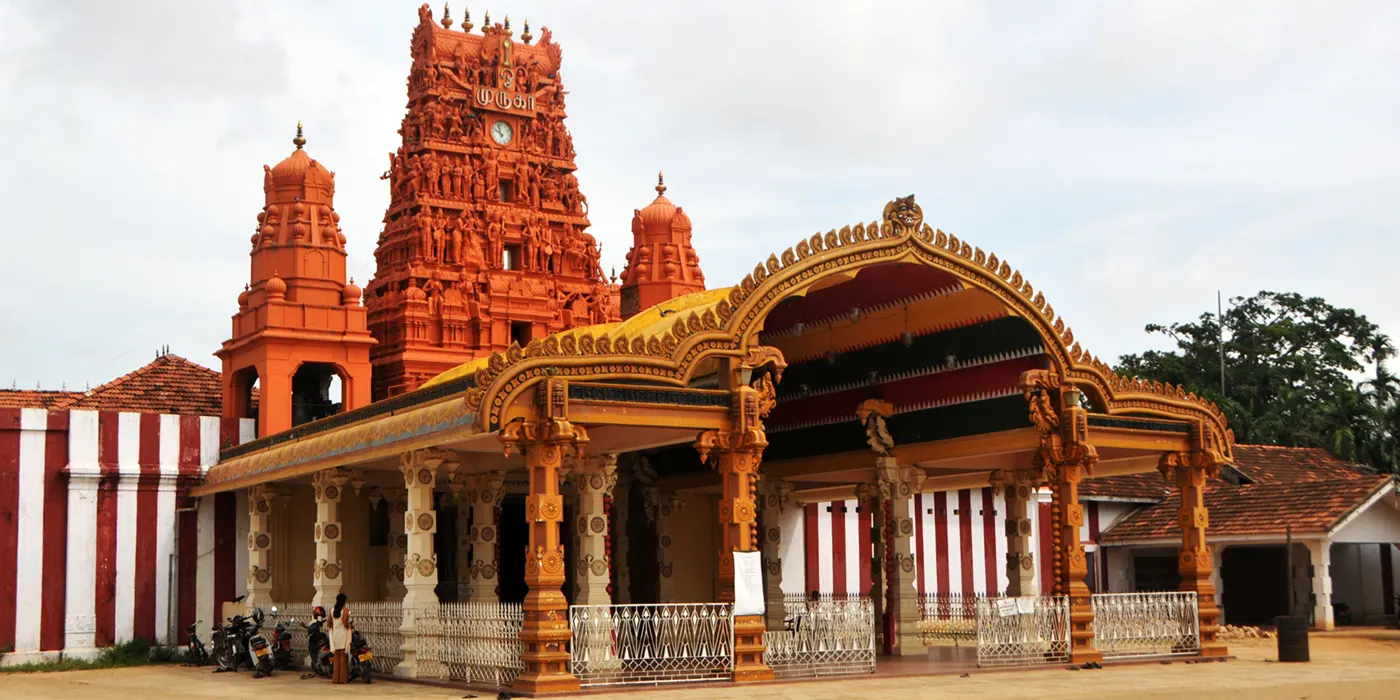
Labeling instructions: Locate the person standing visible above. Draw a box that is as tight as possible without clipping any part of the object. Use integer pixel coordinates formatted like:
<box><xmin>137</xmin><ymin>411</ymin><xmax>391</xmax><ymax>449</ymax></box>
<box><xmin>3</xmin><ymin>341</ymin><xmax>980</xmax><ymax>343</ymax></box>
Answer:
<box><xmin>329</xmin><ymin>593</ymin><xmax>351</xmax><ymax>684</ymax></box>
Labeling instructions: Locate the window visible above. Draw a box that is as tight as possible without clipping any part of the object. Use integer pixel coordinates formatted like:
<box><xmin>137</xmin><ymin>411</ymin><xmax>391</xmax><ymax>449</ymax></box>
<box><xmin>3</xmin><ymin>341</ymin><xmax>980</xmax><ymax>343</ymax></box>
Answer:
<box><xmin>505</xmin><ymin>244</ymin><xmax>523</xmax><ymax>271</ymax></box>
<box><xmin>511</xmin><ymin>321</ymin><xmax>532</xmax><ymax>346</ymax></box>
<box><xmin>499</xmin><ymin>179</ymin><xmax>515</xmax><ymax>203</ymax></box>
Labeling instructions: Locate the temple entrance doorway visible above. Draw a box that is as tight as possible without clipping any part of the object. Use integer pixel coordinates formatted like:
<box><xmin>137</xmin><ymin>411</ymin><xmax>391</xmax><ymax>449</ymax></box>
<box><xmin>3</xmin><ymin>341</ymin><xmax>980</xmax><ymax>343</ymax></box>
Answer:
<box><xmin>499</xmin><ymin>497</ymin><xmax>528</xmax><ymax>603</ymax></box>
<box><xmin>1221</xmin><ymin>546</ymin><xmax>1289</xmax><ymax>625</ymax></box>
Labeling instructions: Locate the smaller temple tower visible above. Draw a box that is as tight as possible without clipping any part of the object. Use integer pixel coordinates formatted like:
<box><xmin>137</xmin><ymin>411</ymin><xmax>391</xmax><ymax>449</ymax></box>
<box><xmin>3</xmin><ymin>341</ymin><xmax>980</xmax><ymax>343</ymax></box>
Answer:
<box><xmin>217</xmin><ymin>124</ymin><xmax>376</xmax><ymax>437</ymax></box>
<box><xmin>618</xmin><ymin>173</ymin><xmax>705</xmax><ymax>318</ymax></box>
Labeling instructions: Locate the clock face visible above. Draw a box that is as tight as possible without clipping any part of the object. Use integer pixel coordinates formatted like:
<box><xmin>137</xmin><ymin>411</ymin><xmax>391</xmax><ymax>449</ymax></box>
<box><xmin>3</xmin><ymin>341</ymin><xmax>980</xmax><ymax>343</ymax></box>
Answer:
<box><xmin>491</xmin><ymin>120</ymin><xmax>513</xmax><ymax>145</ymax></box>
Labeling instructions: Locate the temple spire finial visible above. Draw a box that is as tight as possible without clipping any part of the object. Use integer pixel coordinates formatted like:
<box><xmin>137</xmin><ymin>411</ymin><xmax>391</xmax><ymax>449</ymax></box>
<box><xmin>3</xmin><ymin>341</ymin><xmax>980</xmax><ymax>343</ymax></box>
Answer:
<box><xmin>293</xmin><ymin>121</ymin><xmax>305</xmax><ymax>149</ymax></box>
<box><xmin>656</xmin><ymin>170</ymin><xmax>666</xmax><ymax>195</ymax></box>
<box><xmin>441</xmin><ymin>3</ymin><xmax>453</xmax><ymax>29</ymax></box>
<box><xmin>462</xmin><ymin>7</ymin><xmax>473</xmax><ymax>32</ymax></box>
<box><xmin>504</xmin><ymin>15</ymin><xmax>512</xmax><ymax>35</ymax></box>
<box><xmin>521</xmin><ymin>18</ymin><xmax>532</xmax><ymax>43</ymax></box>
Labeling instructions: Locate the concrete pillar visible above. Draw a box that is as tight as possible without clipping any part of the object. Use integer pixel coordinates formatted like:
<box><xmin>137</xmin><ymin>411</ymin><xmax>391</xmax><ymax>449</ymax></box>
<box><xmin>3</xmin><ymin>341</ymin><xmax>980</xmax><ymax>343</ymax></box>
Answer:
<box><xmin>63</xmin><ymin>463</ymin><xmax>102</xmax><ymax>658</ymax></box>
<box><xmin>311</xmin><ymin>469</ymin><xmax>348</xmax><ymax>608</ymax></box>
<box><xmin>645</xmin><ymin>488</ymin><xmax>684</xmax><ymax>603</ymax></box>
<box><xmin>467</xmin><ymin>472</ymin><xmax>506</xmax><ymax>603</ymax></box>
<box><xmin>1002</xmin><ymin>474</ymin><xmax>1038</xmax><ymax>597</ymax></box>
<box><xmin>394</xmin><ymin>448</ymin><xmax>444</xmax><ymax>678</ymax></box>
<box><xmin>573</xmin><ymin>455</ymin><xmax>617</xmax><ymax>606</ymax></box>
<box><xmin>245</xmin><ymin>485</ymin><xmax>276</xmax><ymax>608</ymax></box>
<box><xmin>877</xmin><ymin>459</ymin><xmax>925</xmax><ymax>655</ymax></box>
<box><xmin>1306</xmin><ymin>539</ymin><xmax>1335</xmax><ymax>630</ymax></box>
<box><xmin>379</xmin><ymin>487</ymin><xmax>407</xmax><ymax>601</ymax></box>
<box><xmin>759</xmin><ymin>479</ymin><xmax>792</xmax><ymax>631</ymax></box>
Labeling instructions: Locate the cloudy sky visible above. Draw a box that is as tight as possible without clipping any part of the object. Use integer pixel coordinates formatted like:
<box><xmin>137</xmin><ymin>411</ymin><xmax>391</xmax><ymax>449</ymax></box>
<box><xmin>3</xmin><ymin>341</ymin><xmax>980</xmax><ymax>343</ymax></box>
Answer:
<box><xmin>1</xmin><ymin>0</ymin><xmax>1397</xmax><ymax>389</ymax></box>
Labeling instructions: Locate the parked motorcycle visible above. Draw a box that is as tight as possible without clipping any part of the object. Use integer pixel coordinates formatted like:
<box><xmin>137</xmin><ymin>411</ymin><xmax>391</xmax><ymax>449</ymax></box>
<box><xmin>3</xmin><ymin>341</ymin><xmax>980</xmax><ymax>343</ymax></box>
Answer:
<box><xmin>304</xmin><ymin>608</ymin><xmax>332</xmax><ymax>677</ymax></box>
<box><xmin>210</xmin><ymin>595</ymin><xmax>245</xmax><ymax>673</ymax></box>
<box><xmin>269</xmin><ymin>607</ymin><xmax>296</xmax><ymax>671</ymax></box>
<box><xmin>347</xmin><ymin>628</ymin><xmax>374</xmax><ymax>684</ymax></box>
<box><xmin>211</xmin><ymin>599</ymin><xmax>275</xmax><ymax>678</ymax></box>
<box><xmin>184</xmin><ymin>620</ymin><xmax>209</xmax><ymax>666</ymax></box>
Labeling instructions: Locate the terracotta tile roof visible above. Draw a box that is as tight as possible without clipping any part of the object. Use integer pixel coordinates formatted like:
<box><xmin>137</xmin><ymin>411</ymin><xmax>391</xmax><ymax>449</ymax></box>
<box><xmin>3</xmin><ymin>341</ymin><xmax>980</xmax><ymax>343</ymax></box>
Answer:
<box><xmin>1101</xmin><ymin>475</ymin><xmax>1394</xmax><ymax>542</ymax></box>
<box><xmin>0</xmin><ymin>389</ymin><xmax>83</xmax><ymax>408</ymax></box>
<box><xmin>1228</xmin><ymin>444</ymin><xmax>1375</xmax><ymax>483</ymax></box>
<box><xmin>58</xmin><ymin>354</ymin><xmax>227</xmax><ymax>416</ymax></box>
<box><xmin>1079</xmin><ymin>472</ymin><xmax>1173</xmax><ymax>502</ymax></box>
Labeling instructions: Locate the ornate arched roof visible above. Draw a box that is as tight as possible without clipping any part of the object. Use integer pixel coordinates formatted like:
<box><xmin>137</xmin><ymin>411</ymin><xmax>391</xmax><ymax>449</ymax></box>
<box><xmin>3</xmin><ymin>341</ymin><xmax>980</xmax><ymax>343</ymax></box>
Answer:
<box><xmin>456</xmin><ymin>196</ymin><xmax>1234</xmax><ymax>462</ymax></box>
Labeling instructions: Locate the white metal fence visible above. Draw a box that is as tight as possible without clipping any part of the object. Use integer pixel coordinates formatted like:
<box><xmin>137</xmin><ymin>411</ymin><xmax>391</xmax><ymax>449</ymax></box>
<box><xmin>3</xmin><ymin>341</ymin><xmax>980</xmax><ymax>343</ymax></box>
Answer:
<box><xmin>975</xmin><ymin>596</ymin><xmax>1070</xmax><ymax>667</ymax></box>
<box><xmin>763</xmin><ymin>593</ymin><xmax>875</xmax><ymax>679</ymax></box>
<box><xmin>918</xmin><ymin>592</ymin><xmax>984</xmax><ymax>647</ymax></box>
<box><xmin>354</xmin><ymin>601</ymin><xmax>405</xmax><ymax>675</ymax></box>
<box><xmin>417</xmin><ymin>601</ymin><xmax>524</xmax><ymax>687</ymax></box>
<box><xmin>569</xmin><ymin>603</ymin><xmax>734</xmax><ymax>687</ymax></box>
<box><xmin>1091</xmin><ymin>592</ymin><xmax>1200</xmax><ymax>659</ymax></box>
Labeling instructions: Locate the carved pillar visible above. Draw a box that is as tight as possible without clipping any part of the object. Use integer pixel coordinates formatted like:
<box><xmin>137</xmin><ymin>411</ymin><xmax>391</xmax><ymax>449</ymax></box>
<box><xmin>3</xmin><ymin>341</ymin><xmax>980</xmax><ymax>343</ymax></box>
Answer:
<box><xmin>466</xmin><ymin>472</ymin><xmax>506</xmax><ymax>603</ymax></box>
<box><xmin>246</xmin><ymin>485</ymin><xmax>276</xmax><ymax>608</ymax></box>
<box><xmin>573</xmin><ymin>455</ymin><xmax>617</xmax><ymax>606</ymax></box>
<box><xmin>613</xmin><ymin>473</ymin><xmax>633</xmax><ymax>604</ymax></box>
<box><xmin>1049</xmin><ymin>455</ymin><xmax>1100</xmax><ymax>663</ymax></box>
<box><xmin>379</xmin><ymin>487</ymin><xmax>407</xmax><ymax>601</ymax></box>
<box><xmin>758</xmin><ymin>479</ymin><xmax>792</xmax><ymax>631</ymax></box>
<box><xmin>394</xmin><ymin>448</ymin><xmax>445</xmax><ymax>678</ymax></box>
<box><xmin>444</xmin><ymin>472</ymin><xmax>472</xmax><ymax>601</ymax></box>
<box><xmin>645</xmin><ymin>488</ymin><xmax>684</xmax><ymax>602</ymax></box>
<box><xmin>694</xmin><ymin>377</ymin><xmax>777</xmax><ymax>684</ymax></box>
<box><xmin>1162</xmin><ymin>452</ymin><xmax>1228</xmax><ymax>656</ymax></box>
<box><xmin>996</xmin><ymin>469</ymin><xmax>1038</xmax><ymax>597</ymax></box>
<box><xmin>311</xmin><ymin>469</ymin><xmax>348</xmax><ymax>608</ymax></box>
<box><xmin>876</xmin><ymin>459</ymin><xmax>925</xmax><ymax>656</ymax></box>
<box><xmin>498</xmin><ymin>379</ymin><xmax>587</xmax><ymax>695</ymax></box>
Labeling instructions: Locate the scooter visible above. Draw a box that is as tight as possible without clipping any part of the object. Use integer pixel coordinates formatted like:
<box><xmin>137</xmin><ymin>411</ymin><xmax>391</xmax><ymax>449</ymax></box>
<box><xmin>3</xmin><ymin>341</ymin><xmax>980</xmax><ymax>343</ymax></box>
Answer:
<box><xmin>243</xmin><ymin>607</ymin><xmax>276</xmax><ymax>678</ymax></box>
<box><xmin>347</xmin><ymin>628</ymin><xmax>374</xmax><ymax>684</ymax></box>
<box><xmin>269</xmin><ymin>607</ymin><xmax>296</xmax><ymax>671</ymax></box>
<box><xmin>184</xmin><ymin>620</ymin><xmax>209</xmax><ymax>666</ymax></box>
<box><xmin>304</xmin><ymin>615</ymin><xmax>333</xmax><ymax>677</ymax></box>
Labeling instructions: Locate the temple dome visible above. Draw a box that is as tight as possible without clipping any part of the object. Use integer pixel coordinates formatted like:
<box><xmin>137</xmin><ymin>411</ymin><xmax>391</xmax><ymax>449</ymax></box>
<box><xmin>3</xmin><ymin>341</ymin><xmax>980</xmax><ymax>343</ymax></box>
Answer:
<box><xmin>635</xmin><ymin>173</ymin><xmax>683</xmax><ymax>231</ymax></box>
<box><xmin>341</xmin><ymin>279</ymin><xmax>362</xmax><ymax>306</ymax></box>
<box><xmin>265</xmin><ymin>273</ymin><xmax>287</xmax><ymax>299</ymax></box>
<box><xmin>266</xmin><ymin>122</ymin><xmax>335</xmax><ymax>197</ymax></box>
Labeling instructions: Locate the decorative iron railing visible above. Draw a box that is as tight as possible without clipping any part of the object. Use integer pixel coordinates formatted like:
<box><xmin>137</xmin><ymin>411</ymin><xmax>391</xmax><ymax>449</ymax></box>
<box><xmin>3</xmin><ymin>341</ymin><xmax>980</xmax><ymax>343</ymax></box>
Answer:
<box><xmin>975</xmin><ymin>596</ymin><xmax>1070</xmax><ymax>667</ymax></box>
<box><xmin>764</xmin><ymin>594</ymin><xmax>875</xmax><ymax>679</ymax></box>
<box><xmin>268</xmin><ymin>602</ymin><xmax>315</xmax><ymax>666</ymax></box>
<box><xmin>569</xmin><ymin>603</ymin><xmax>734</xmax><ymax>686</ymax></box>
<box><xmin>416</xmin><ymin>601</ymin><xmax>524</xmax><ymax>687</ymax></box>
<box><xmin>918</xmin><ymin>592</ymin><xmax>986</xmax><ymax>645</ymax></box>
<box><xmin>354</xmin><ymin>601</ymin><xmax>405</xmax><ymax>675</ymax></box>
<box><xmin>1090</xmin><ymin>592</ymin><xmax>1200</xmax><ymax>658</ymax></box>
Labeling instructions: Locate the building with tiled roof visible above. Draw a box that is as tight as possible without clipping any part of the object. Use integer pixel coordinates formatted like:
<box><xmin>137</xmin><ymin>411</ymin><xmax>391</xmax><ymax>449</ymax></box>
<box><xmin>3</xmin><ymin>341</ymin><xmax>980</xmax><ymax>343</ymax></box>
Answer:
<box><xmin>0</xmin><ymin>353</ymin><xmax>256</xmax><ymax>416</ymax></box>
<box><xmin>1092</xmin><ymin>445</ymin><xmax>1399</xmax><ymax>630</ymax></box>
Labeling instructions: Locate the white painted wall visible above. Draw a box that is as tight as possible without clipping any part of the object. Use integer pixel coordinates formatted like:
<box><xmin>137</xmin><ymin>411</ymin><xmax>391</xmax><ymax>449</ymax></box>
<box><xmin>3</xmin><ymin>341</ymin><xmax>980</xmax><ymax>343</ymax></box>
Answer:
<box><xmin>1332</xmin><ymin>489</ymin><xmax>1400</xmax><ymax>544</ymax></box>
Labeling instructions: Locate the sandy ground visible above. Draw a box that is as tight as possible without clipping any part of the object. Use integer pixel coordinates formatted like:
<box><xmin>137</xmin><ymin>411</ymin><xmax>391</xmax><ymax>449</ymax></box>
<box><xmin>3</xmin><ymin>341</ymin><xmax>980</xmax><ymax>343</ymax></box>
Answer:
<box><xmin>2</xmin><ymin>631</ymin><xmax>1398</xmax><ymax>699</ymax></box>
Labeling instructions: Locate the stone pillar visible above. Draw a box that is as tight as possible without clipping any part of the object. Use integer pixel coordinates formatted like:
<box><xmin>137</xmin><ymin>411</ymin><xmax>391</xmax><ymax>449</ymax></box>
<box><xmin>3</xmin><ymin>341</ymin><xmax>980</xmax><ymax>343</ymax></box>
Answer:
<box><xmin>1000</xmin><ymin>471</ymin><xmax>1038</xmax><ymax>597</ymax></box>
<box><xmin>245</xmin><ymin>485</ymin><xmax>276</xmax><ymax>608</ymax></box>
<box><xmin>311</xmin><ymin>469</ymin><xmax>348</xmax><ymax>608</ymax></box>
<box><xmin>1050</xmin><ymin>457</ymin><xmax>1101</xmax><ymax>664</ymax></box>
<box><xmin>573</xmin><ymin>454</ymin><xmax>617</xmax><ymax>606</ymax></box>
<box><xmin>613</xmin><ymin>475</ymin><xmax>633</xmax><ymax>604</ymax></box>
<box><xmin>645</xmin><ymin>488</ymin><xmax>684</xmax><ymax>602</ymax></box>
<box><xmin>695</xmin><ymin>381</ymin><xmax>776</xmax><ymax>683</ymax></box>
<box><xmin>466</xmin><ymin>472</ymin><xmax>506</xmax><ymax>603</ymax></box>
<box><xmin>1305</xmin><ymin>539</ymin><xmax>1334</xmax><ymax>630</ymax></box>
<box><xmin>395</xmin><ymin>448</ymin><xmax>445</xmax><ymax>678</ymax></box>
<box><xmin>498</xmin><ymin>382</ymin><xmax>587</xmax><ymax>695</ymax></box>
<box><xmin>877</xmin><ymin>459</ymin><xmax>925</xmax><ymax>656</ymax></box>
<box><xmin>381</xmin><ymin>487</ymin><xmax>407</xmax><ymax>601</ymax></box>
<box><xmin>759</xmin><ymin>479</ymin><xmax>792</xmax><ymax>631</ymax></box>
<box><xmin>1163</xmin><ymin>452</ymin><xmax>1228</xmax><ymax>656</ymax></box>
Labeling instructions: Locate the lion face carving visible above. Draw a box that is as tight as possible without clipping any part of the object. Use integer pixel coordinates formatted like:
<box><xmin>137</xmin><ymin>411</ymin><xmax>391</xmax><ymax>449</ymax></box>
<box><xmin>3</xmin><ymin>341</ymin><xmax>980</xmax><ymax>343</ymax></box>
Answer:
<box><xmin>882</xmin><ymin>194</ymin><xmax>923</xmax><ymax>232</ymax></box>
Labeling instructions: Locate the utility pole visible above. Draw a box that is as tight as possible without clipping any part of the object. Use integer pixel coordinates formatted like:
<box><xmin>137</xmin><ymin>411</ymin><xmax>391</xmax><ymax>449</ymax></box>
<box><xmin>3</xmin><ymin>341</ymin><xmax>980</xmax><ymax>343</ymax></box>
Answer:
<box><xmin>1218</xmin><ymin>291</ymin><xmax>1227</xmax><ymax>397</ymax></box>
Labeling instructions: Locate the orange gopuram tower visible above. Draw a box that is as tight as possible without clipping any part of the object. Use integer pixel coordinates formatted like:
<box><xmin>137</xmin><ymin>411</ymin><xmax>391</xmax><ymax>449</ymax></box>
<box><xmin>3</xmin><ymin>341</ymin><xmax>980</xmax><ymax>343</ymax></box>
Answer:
<box><xmin>618</xmin><ymin>173</ymin><xmax>706</xmax><ymax>319</ymax></box>
<box><xmin>366</xmin><ymin>5</ymin><xmax>618</xmax><ymax>399</ymax></box>
<box><xmin>217</xmin><ymin>125</ymin><xmax>376</xmax><ymax>437</ymax></box>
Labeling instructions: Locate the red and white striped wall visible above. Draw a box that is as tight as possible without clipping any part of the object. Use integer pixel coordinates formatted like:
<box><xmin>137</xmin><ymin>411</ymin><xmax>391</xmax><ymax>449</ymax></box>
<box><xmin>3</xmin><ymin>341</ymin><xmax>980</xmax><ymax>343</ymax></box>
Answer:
<box><xmin>0</xmin><ymin>408</ymin><xmax>253</xmax><ymax>663</ymax></box>
<box><xmin>795</xmin><ymin>489</ymin><xmax>1136</xmax><ymax>597</ymax></box>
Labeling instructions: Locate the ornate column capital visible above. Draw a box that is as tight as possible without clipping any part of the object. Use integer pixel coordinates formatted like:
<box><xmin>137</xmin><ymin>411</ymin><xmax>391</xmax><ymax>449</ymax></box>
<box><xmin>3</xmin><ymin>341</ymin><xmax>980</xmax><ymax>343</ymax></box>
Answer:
<box><xmin>573</xmin><ymin>454</ymin><xmax>618</xmax><ymax>496</ymax></box>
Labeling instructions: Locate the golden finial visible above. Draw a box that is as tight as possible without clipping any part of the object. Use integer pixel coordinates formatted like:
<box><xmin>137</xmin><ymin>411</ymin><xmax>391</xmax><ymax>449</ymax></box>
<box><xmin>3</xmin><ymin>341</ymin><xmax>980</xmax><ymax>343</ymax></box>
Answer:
<box><xmin>521</xmin><ymin>18</ymin><xmax>532</xmax><ymax>44</ymax></box>
<box><xmin>483</xmin><ymin>10</ymin><xmax>490</xmax><ymax>28</ymax></box>
<box><xmin>293</xmin><ymin>121</ymin><xmax>306</xmax><ymax>149</ymax></box>
<box><xmin>462</xmin><ymin>7</ymin><xmax>473</xmax><ymax>32</ymax></box>
<box><xmin>656</xmin><ymin>171</ymin><xmax>666</xmax><ymax>195</ymax></box>
<box><xmin>440</xmin><ymin>3</ymin><xmax>453</xmax><ymax>29</ymax></box>
<box><xmin>504</xmin><ymin>15</ymin><xmax>512</xmax><ymax>36</ymax></box>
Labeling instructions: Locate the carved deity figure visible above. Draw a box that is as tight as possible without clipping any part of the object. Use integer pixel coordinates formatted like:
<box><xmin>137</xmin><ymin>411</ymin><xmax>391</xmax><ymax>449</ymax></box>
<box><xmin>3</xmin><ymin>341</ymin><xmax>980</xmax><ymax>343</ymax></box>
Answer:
<box><xmin>425</xmin><ymin>272</ymin><xmax>445</xmax><ymax>315</ymax></box>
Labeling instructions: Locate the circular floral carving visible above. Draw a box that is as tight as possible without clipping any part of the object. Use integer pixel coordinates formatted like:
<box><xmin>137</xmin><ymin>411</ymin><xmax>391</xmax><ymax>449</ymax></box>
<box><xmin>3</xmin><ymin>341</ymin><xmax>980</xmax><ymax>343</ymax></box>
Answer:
<box><xmin>899</xmin><ymin>483</ymin><xmax>911</xmax><ymax>497</ymax></box>
<box><xmin>661</xmin><ymin>505</ymin><xmax>672</xmax><ymax>518</ymax></box>
<box><xmin>576</xmin><ymin>518</ymin><xmax>587</xmax><ymax>535</ymax></box>
<box><xmin>660</xmin><ymin>563</ymin><xmax>674</xmax><ymax>578</ymax></box>
<box><xmin>256</xmin><ymin>500</ymin><xmax>270</xmax><ymax>514</ymax></box>
<box><xmin>590</xmin><ymin>516</ymin><xmax>606</xmax><ymax>533</ymax></box>
<box><xmin>481</xmin><ymin>526</ymin><xmax>495</xmax><ymax>542</ymax></box>
<box><xmin>1018</xmin><ymin>520</ymin><xmax>1033</xmax><ymax>536</ymax></box>
<box><xmin>481</xmin><ymin>564</ymin><xmax>497</xmax><ymax>579</ymax></box>
<box><xmin>899</xmin><ymin>519</ymin><xmax>914</xmax><ymax>536</ymax></box>
<box><xmin>325</xmin><ymin>485</ymin><xmax>340</xmax><ymax>501</ymax></box>
<box><xmin>418</xmin><ymin>468</ymin><xmax>432</xmax><ymax>485</ymax></box>
<box><xmin>315</xmin><ymin>524</ymin><xmax>322</xmax><ymax>540</ymax></box>
<box><xmin>590</xmin><ymin>560</ymin><xmax>607</xmax><ymax>577</ymax></box>
<box><xmin>1021</xmin><ymin>556</ymin><xmax>1035</xmax><ymax>571</ymax></box>
<box><xmin>541</xmin><ymin>499</ymin><xmax>562</xmax><ymax>520</ymax></box>
<box><xmin>324</xmin><ymin>523</ymin><xmax>340</xmax><ymax>541</ymax></box>
<box><xmin>418</xmin><ymin>558</ymin><xmax>436</xmax><ymax>577</ymax></box>
<box><xmin>418</xmin><ymin>513</ymin><xmax>435</xmax><ymax>531</ymax></box>
<box><xmin>734</xmin><ymin>501</ymin><xmax>756</xmax><ymax>523</ymax></box>
<box><xmin>255</xmin><ymin>533</ymin><xmax>271</xmax><ymax>549</ymax></box>
<box><xmin>541</xmin><ymin>549</ymin><xmax>564</xmax><ymax>574</ymax></box>
<box><xmin>255</xmin><ymin>568</ymin><xmax>272</xmax><ymax>583</ymax></box>
<box><xmin>661</xmin><ymin>535</ymin><xmax>673</xmax><ymax>548</ymax></box>
<box><xmin>246</xmin><ymin>533</ymin><xmax>255</xmax><ymax>549</ymax></box>
<box><xmin>901</xmin><ymin>557</ymin><xmax>915</xmax><ymax>573</ymax></box>
<box><xmin>590</xmin><ymin>475</ymin><xmax>604</xmax><ymax>490</ymax></box>
<box><xmin>481</xmin><ymin>490</ymin><xmax>495</xmax><ymax>504</ymax></box>
<box><xmin>395</xmin><ymin>534</ymin><xmax>408</xmax><ymax>549</ymax></box>
<box><xmin>324</xmin><ymin>563</ymin><xmax>341</xmax><ymax>580</ymax></box>
<box><xmin>396</xmin><ymin>501</ymin><xmax>408</xmax><ymax>514</ymax></box>
<box><xmin>767</xmin><ymin>527</ymin><xmax>780</xmax><ymax>543</ymax></box>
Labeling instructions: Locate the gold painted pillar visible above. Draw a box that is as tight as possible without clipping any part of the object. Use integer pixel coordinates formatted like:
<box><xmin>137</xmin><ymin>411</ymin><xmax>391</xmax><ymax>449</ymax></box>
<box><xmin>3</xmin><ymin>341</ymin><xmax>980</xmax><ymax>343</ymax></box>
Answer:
<box><xmin>694</xmin><ymin>376</ymin><xmax>777</xmax><ymax>684</ymax></box>
<box><xmin>573</xmin><ymin>455</ymin><xmax>617</xmax><ymax>606</ymax></box>
<box><xmin>1049</xmin><ymin>455</ymin><xmax>1100</xmax><ymax>664</ymax></box>
<box><xmin>998</xmin><ymin>470</ymin><xmax>1038</xmax><ymax>597</ymax></box>
<box><xmin>1161</xmin><ymin>452</ymin><xmax>1228</xmax><ymax>657</ymax></box>
<box><xmin>758</xmin><ymin>479</ymin><xmax>792</xmax><ymax>631</ymax></box>
<box><xmin>877</xmin><ymin>459</ymin><xmax>925</xmax><ymax>656</ymax></box>
<box><xmin>311</xmin><ymin>469</ymin><xmax>348</xmax><ymax>608</ymax></box>
<box><xmin>466</xmin><ymin>472</ymin><xmax>506</xmax><ymax>603</ymax></box>
<box><xmin>246</xmin><ymin>485</ymin><xmax>276</xmax><ymax>608</ymax></box>
<box><xmin>395</xmin><ymin>448</ymin><xmax>445</xmax><ymax>678</ymax></box>
<box><xmin>499</xmin><ymin>379</ymin><xmax>587</xmax><ymax>695</ymax></box>
<box><xmin>645</xmin><ymin>488</ymin><xmax>684</xmax><ymax>602</ymax></box>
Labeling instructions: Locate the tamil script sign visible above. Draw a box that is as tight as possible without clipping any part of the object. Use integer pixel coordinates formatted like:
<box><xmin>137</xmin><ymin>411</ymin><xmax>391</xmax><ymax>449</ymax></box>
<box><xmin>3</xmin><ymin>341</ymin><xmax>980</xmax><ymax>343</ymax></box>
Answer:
<box><xmin>475</xmin><ymin>86</ymin><xmax>537</xmax><ymax>116</ymax></box>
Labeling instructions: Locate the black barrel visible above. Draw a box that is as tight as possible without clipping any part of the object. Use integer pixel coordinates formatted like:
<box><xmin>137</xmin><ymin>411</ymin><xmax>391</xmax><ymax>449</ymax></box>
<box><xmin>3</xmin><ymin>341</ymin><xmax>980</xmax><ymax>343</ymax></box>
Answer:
<box><xmin>1274</xmin><ymin>615</ymin><xmax>1310</xmax><ymax>662</ymax></box>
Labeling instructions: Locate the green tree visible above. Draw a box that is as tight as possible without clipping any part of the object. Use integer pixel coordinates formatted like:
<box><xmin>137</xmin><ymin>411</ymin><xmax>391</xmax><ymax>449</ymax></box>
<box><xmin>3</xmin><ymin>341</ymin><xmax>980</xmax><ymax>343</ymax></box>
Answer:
<box><xmin>1116</xmin><ymin>291</ymin><xmax>1395</xmax><ymax>471</ymax></box>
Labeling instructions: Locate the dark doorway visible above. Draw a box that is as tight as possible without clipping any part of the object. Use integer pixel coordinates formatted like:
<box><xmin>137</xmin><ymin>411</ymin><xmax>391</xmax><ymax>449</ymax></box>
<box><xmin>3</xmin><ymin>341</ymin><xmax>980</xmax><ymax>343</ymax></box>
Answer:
<box><xmin>433</xmin><ymin>499</ymin><xmax>460</xmax><ymax>602</ymax></box>
<box><xmin>291</xmin><ymin>362</ymin><xmax>342</xmax><ymax>427</ymax></box>
<box><xmin>625</xmin><ymin>486</ymin><xmax>659</xmax><ymax>604</ymax></box>
<box><xmin>499</xmin><ymin>497</ymin><xmax>528</xmax><ymax>603</ymax></box>
<box><xmin>1221</xmin><ymin>546</ymin><xmax>1289</xmax><ymax>626</ymax></box>
<box><xmin>1133</xmin><ymin>555</ymin><xmax>1181</xmax><ymax>592</ymax></box>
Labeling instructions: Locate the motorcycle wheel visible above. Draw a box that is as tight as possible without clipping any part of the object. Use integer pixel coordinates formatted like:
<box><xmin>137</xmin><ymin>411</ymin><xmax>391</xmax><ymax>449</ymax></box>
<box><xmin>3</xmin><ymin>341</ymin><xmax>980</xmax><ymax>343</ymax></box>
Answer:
<box><xmin>215</xmin><ymin>644</ymin><xmax>236</xmax><ymax>672</ymax></box>
<box><xmin>361</xmin><ymin>663</ymin><xmax>372</xmax><ymax>684</ymax></box>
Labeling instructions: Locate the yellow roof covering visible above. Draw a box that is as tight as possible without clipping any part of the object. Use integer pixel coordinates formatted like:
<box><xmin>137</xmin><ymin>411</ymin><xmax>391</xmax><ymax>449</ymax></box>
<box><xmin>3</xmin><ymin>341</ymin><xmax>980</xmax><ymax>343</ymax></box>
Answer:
<box><xmin>419</xmin><ymin>287</ymin><xmax>732</xmax><ymax>389</ymax></box>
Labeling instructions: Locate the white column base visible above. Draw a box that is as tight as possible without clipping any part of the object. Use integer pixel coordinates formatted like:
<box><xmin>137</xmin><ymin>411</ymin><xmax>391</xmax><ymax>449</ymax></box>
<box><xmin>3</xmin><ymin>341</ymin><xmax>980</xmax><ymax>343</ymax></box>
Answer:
<box><xmin>0</xmin><ymin>650</ymin><xmax>65</xmax><ymax>667</ymax></box>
